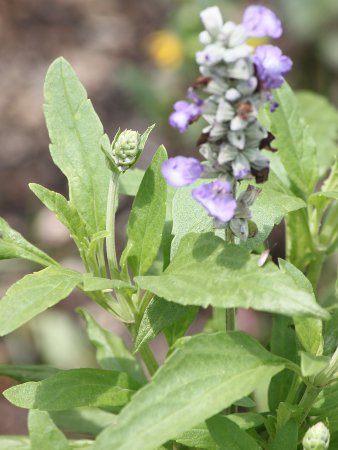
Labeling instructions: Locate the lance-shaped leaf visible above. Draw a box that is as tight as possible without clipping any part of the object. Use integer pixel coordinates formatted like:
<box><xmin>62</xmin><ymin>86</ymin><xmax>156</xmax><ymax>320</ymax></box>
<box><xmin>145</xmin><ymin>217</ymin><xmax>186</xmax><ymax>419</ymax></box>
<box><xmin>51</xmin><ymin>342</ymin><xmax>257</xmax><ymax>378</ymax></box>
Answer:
<box><xmin>0</xmin><ymin>364</ymin><xmax>60</xmax><ymax>383</ymax></box>
<box><xmin>119</xmin><ymin>169</ymin><xmax>145</xmax><ymax>196</ymax></box>
<box><xmin>134</xmin><ymin>296</ymin><xmax>198</xmax><ymax>352</ymax></box>
<box><xmin>77</xmin><ymin>308</ymin><xmax>146</xmax><ymax>385</ymax></box>
<box><xmin>136</xmin><ymin>233</ymin><xmax>329</xmax><ymax>320</ymax></box>
<box><xmin>44</xmin><ymin>57</ymin><xmax>110</xmax><ymax>234</ymax></box>
<box><xmin>296</xmin><ymin>91</ymin><xmax>338</xmax><ymax>178</ymax></box>
<box><xmin>122</xmin><ymin>146</ymin><xmax>167</xmax><ymax>276</ymax></box>
<box><xmin>4</xmin><ymin>368</ymin><xmax>139</xmax><ymax>411</ymax></box>
<box><xmin>0</xmin><ymin>266</ymin><xmax>81</xmax><ymax>336</ymax></box>
<box><xmin>81</xmin><ymin>274</ymin><xmax>133</xmax><ymax>292</ymax></box>
<box><xmin>50</xmin><ymin>408</ymin><xmax>116</xmax><ymax>436</ymax></box>
<box><xmin>0</xmin><ymin>217</ymin><xmax>55</xmax><ymax>266</ymax></box>
<box><xmin>279</xmin><ymin>259</ymin><xmax>323</xmax><ymax>355</ymax></box>
<box><xmin>93</xmin><ymin>332</ymin><xmax>286</xmax><ymax>450</ymax></box>
<box><xmin>206</xmin><ymin>415</ymin><xmax>261</xmax><ymax>450</ymax></box>
<box><xmin>267</xmin><ymin>83</ymin><xmax>318</xmax><ymax>195</ymax></box>
<box><xmin>0</xmin><ymin>436</ymin><xmax>30</xmax><ymax>449</ymax></box>
<box><xmin>176</xmin><ymin>413</ymin><xmax>264</xmax><ymax>449</ymax></box>
<box><xmin>28</xmin><ymin>410</ymin><xmax>72</xmax><ymax>450</ymax></box>
<box><xmin>29</xmin><ymin>184</ymin><xmax>89</xmax><ymax>250</ymax></box>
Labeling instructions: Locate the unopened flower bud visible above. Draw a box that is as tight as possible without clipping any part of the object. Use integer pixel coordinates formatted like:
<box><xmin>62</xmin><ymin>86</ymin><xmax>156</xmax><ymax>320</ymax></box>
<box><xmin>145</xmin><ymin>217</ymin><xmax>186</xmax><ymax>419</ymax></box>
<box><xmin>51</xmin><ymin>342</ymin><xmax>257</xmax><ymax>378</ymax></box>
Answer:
<box><xmin>112</xmin><ymin>129</ymin><xmax>141</xmax><ymax>172</ymax></box>
<box><xmin>302</xmin><ymin>422</ymin><xmax>330</xmax><ymax>450</ymax></box>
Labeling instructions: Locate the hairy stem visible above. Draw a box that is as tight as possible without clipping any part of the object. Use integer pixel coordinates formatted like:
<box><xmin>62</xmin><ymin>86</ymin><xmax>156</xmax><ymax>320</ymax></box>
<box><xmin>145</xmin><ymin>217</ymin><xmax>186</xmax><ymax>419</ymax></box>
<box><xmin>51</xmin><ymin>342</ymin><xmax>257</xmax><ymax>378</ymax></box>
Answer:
<box><xmin>298</xmin><ymin>385</ymin><xmax>320</xmax><ymax>425</ymax></box>
<box><xmin>106</xmin><ymin>171</ymin><xmax>120</xmax><ymax>276</ymax></box>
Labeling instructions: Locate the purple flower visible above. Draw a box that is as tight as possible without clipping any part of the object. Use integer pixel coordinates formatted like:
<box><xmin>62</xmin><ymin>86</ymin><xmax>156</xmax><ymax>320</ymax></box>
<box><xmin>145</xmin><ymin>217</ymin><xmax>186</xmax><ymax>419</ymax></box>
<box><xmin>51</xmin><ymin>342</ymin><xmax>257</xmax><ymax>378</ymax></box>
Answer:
<box><xmin>254</xmin><ymin>45</ymin><xmax>293</xmax><ymax>89</ymax></box>
<box><xmin>192</xmin><ymin>180</ymin><xmax>237</xmax><ymax>222</ymax></box>
<box><xmin>242</xmin><ymin>5</ymin><xmax>282</xmax><ymax>39</ymax></box>
<box><xmin>161</xmin><ymin>156</ymin><xmax>204</xmax><ymax>187</ymax></box>
<box><xmin>169</xmin><ymin>101</ymin><xmax>201</xmax><ymax>133</ymax></box>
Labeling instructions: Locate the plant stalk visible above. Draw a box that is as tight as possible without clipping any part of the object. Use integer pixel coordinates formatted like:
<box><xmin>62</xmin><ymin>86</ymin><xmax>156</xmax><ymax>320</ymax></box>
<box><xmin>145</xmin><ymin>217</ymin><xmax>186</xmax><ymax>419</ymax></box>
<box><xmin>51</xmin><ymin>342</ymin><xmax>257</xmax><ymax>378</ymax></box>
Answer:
<box><xmin>139</xmin><ymin>343</ymin><xmax>159</xmax><ymax>377</ymax></box>
<box><xmin>298</xmin><ymin>385</ymin><xmax>320</xmax><ymax>425</ymax></box>
<box><xmin>106</xmin><ymin>171</ymin><xmax>120</xmax><ymax>276</ymax></box>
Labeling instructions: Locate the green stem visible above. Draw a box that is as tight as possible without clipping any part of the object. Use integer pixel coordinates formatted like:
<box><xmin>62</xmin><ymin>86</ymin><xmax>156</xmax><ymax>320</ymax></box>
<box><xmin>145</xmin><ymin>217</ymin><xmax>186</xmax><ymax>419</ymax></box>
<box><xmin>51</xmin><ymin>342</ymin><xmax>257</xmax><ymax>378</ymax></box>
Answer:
<box><xmin>285</xmin><ymin>374</ymin><xmax>302</xmax><ymax>404</ymax></box>
<box><xmin>139</xmin><ymin>343</ymin><xmax>159</xmax><ymax>377</ymax></box>
<box><xmin>224</xmin><ymin>226</ymin><xmax>236</xmax><ymax>333</ymax></box>
<box><xmin>225</xmin><ymin>308</ymin><xmax>236</xmax><ymax>332</ymax></box>
<box><xmin>306</xmin><ymin>252</ymin><xmax>325</xmax><ymax>291</ymax></box>
<box><xmin>298</xmin><ymin>385</ymin><xmax>320</xmax><ymax>425</ymax></box>
<box><xmin>106</xmin><ymin>172</ymin><xmax>120</xmax><ymax>276</ymax></box>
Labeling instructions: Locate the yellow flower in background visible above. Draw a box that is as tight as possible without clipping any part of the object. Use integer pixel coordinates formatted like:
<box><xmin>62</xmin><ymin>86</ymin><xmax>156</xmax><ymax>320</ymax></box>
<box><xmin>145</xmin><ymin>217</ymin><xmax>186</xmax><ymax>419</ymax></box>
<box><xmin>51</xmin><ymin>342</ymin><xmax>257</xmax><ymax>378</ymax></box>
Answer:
<box><xmin>145</xmin><ymin>30</ymin><xmax>184</xmax><ymax>68</ymax></box>
<box><xmin>247</xmin><ymin>37</ymin><xmax>270</xmax><ymax>48</ymax></box>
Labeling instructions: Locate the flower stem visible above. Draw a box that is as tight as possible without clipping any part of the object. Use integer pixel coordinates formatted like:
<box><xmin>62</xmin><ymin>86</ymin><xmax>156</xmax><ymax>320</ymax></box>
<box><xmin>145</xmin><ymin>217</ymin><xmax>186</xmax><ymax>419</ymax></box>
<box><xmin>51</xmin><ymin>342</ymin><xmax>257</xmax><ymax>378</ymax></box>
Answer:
<box><xmin>298</xmin><ymin>385</ymin><xmax>320</xmax><ymax>425</ymax></box>
<box><xmin>106</xmin><ymin>171</ymin><xmax>120</xmax><ymax>277</ymax></box>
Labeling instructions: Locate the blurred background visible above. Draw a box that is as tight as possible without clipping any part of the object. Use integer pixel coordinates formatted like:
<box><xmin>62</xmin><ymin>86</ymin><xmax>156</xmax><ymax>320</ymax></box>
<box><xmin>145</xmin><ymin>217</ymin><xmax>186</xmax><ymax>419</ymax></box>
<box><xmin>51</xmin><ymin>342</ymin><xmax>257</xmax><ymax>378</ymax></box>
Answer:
<box><xmin>1</xmin><ymin>0</ymin><xmax>338</xmax><ymax>435</ymax></box>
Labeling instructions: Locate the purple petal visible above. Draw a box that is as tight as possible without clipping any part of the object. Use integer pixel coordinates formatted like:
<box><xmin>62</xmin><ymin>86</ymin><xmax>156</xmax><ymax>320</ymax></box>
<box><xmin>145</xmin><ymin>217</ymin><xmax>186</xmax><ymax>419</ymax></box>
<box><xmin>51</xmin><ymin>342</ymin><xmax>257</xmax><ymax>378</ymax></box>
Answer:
<box><xmin>192</xmin><ymin>180</ymin><xmax>237</xmax><ymax>222</ymax></box>
<box><xmin>174</xmin><ymin>101</ymin><xmax>190</xmax><ymax>112</ymax></box>
<box><xmin>254</xmin><ymin>45</ymin><xmax>293</xmax><ymax>89</ymax></box>
<box><xmin>243</xmin><ymin>5</ymin><xmax>282</xmax><ymax>39</ymax></box>
<box><xmin>169</xmin><ymin>111</ymin><xmax>190</xmax><ymax>133</ymax></box>
<box><xmin>169</xmin><ymin>101</ymin><xmax>202</xmax><ymax>132</ymax></box>
<box><xmin>161</xmin><ymin>156</ymin><xmax>204</xmax><ymax>187</ymax></box>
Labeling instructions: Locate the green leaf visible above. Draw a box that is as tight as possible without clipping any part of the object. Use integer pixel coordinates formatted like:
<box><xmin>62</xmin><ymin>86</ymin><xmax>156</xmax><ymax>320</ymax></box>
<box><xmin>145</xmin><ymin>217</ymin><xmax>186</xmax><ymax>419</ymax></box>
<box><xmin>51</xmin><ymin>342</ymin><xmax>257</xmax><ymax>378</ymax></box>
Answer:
<box><xmin>268</xmin><ymin>83</ymin><xmax>318</xmax><ymax>195</ymax></box>
<box><xmin>310</xmin><ymin>191</ymin><xmax>338</xmax><ymax>207</ymax></box>
<box><xmin>0</xmin><ymin>364</ymin><xmax>59</xmax><ymax>383</ymax></box>
<box><xmin>227</xmin><ymin>412</ymin><xmax>265</xmax><ymax>429</ymax></box>
<box><xmin>122</xmin><ymin>146</ymin><xmax>167</xmax><ymax>276</ymax></box>
<box><xmin>134</xmin><ymin>296</ymin><xmax>198</xmax><ymax>352</ymax></box>
<box><xmin>176</xmin><ymin>424</ymin><xmax>216</xmax><ymax>450</ymax></box>
<box><xmin>28</xmin><ymin>410</ymin><xmax>72</xmax><ymax>450</ymax></box>
<box><xmin>171</xmin><ymin>174</ymin><xmax>305</xmax><ymax>257</ymax></box>
<box><xmin>93</xmin><ymin>331</ymin><xmax>285</xmax><ymax>450</ymax></box>
<box><xmin>279</xmin><ymin>259</ymin><xmax>324</xmax><ymax>355</ymax></box>
<box><xmin>50</xmin><ymin>408</ymin><xmax>116</xmax><ymax>436</ymax></box>
<box><xmin>44</xmin><ymin>57</ymin><xmax>110</xmax><ymax>234</ymax></box>
<box><xmin>0</xmin><ymin>217</ymin><xmax>55</xmax><ymax>266</ymax></box>
<box><xmin>118</xmin><ymin>168</ymin><xmax>145</xmax><ymax>196</ymax></box>
<box><xmin>234</xmin><ymin>397</ymin><xmax>256</xmax><ymax>408</ymax></box>
<box><xmin>285</xmin><ymin>209</ymin><xmax>313</xmax><ymax>270</ymax></box>
<box><xmin>299</xmin><ymin>351</ymin><xmax>329</xmax><ymax>377</ymax></box>
<box><xmin>0</xmin><ymin>266</ymin><xmax>81</xmax><ymax>336</ymax></box>
<box><xmin>323</xmin><ymin>309</ymin><xmax>338</xmax><ymax>355</ymax></box>
<box><xmin>240</xmin><ymin>174</ymin><xmax>306</xmax><ymax>250</ymax></box>
<box><xmin>136</xmin><ymin>233</ymin><xmax>329</xmax><ymax>319</ymax></box>
<box><xmin>312</xmin><ymin>384</ymin><xmax>338</xmax><ymax>433</ymax></box>
<box><xmin>4</xmin><ymin>368</ymin><xmax>138</xmax><ymax>411</ymax></box>
<box><xmin>0</xmin><ymin>437</ymin><xmax>30</xmax><ymax>449</ymax></box>
<box><xmin>206</xmin><ymin>415</ymin><xmax>261</xmax><ymax>450</ymax></box>
<box><xmin>176</xmin><ymin>413</ymin><xmax>264</xmax><ymax>449</ymax></box>
<box><xmin>29</xmin><ymin>183</ymin><xmax>89</xmax><ymax>249</ymax></box>
<box><xmin>270</xmin><ymin>419</ymin><xmax>298</xmax><ymax>450</ymax></box>
<box><xmin>163</xmin><ymin>304</ymin><xmax>198</xmax><ymax>347</ymax></box>
<box><xmin>81</xmin><ymin>274</ymin><xmax>134</xmax><ymax>291</ymax></box>
<box><xmin>77</xmin><ymin>308</ymin><xmax>146</xmax><ymax>385</ymax></box>
<box><xmin>268</xmin><ymin>315</ymin><xmax>298</xmax><ymax>411</ymax></box>
<box><xmin>296</xmin><ymin>91</ymin><xmax>338</xmax><ymax>177</ymax></box>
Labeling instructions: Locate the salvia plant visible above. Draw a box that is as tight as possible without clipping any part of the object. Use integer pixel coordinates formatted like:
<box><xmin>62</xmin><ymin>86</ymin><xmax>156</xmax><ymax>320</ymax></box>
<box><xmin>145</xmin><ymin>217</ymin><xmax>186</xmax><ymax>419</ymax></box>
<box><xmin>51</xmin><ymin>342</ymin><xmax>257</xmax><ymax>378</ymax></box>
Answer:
<box><xmin>0</xmin><ymin>4</ymin><xmax>338</xmax><ymax>450</ymax></box>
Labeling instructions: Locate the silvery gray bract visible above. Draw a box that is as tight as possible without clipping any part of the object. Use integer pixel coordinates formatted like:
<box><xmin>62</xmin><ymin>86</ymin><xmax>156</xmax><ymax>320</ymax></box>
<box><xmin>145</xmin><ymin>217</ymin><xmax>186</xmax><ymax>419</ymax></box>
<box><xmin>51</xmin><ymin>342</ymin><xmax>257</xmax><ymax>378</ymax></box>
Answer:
<box><xmin>302</xmin><ymin>422</ymin><xmax>330</xmax><ymax>450</ymax></box>
<box><xmin>196</xmin><ymin>5</ymin><xmax>270</xmax><ymax>187</ymax></box>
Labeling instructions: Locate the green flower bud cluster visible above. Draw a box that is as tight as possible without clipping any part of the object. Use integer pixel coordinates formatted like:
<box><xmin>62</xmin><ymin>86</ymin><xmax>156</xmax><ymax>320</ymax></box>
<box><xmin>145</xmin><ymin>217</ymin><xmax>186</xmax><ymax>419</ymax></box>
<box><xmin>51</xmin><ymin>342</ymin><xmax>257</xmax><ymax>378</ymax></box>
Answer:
<box><xmin>302</xmin><ymin>422</ymin><xmax>330</xmax><ymax>450</ymax></box>
<box><xmin>111</xmin><ymin>129</ymin><xmax>141</xmax><ymax>172</ymax></box>
<box><xmin>101</xmin><ymin>125</ymin><xmax>154</xmax><ymax>174</ymax></box>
